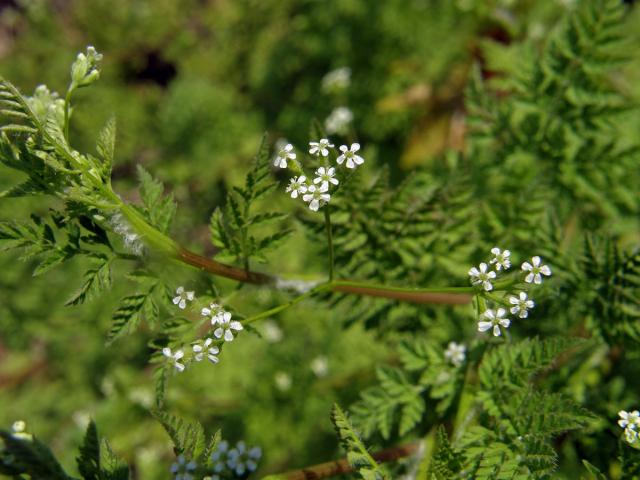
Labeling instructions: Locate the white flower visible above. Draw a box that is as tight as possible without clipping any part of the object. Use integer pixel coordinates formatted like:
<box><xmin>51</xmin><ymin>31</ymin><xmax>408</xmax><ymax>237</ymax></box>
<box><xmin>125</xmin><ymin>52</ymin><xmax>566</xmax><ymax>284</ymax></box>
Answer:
<box><xmin>172</xmin><ymin>286</ymin><xmax>195</xmax><ymax>309</ymax></box>
<box><xmin>619</xmin><ymin>410</ymin><xmax>640</xmax><ymax>429</ymax></box>
<box><xmin>214</xmin><ymin>314</ymin><xmax>243</xmax><ymax>342</ymax></box>
<box><xmin>325</xmin><ymin>106</ymin><xmax>353</xmax><ymax>134</ymax></box>
<box><xmin>261</xmin><ymin>320</ymin><xmax>283</xmax><ymax>343</ymax></box>
<box><xmin>336</xmin><ymin>143</ymin><xmax>364</xmax><ymax>169</ymax></box>
<box><xmin>310</xmin><ymin>356</ymin><xmax>329</xmax><ymax>377</ymax></box>
<box><xmin>275</xmin><ymin>371</ymin><xmax>292</xmax><ymax>391</ymax></box>
<box><xmin>313</xmin><ymin>166</ymin><xmax>339</xmax><ymax>190</ymax></box>
<box><xmin>309</xmin><ymin>138</ymin><xmax>334</xmax><ymax>157</ymax></box>
<box><xmin>521</xmin><ymin>256</ymin><xmax>552</xmax><ymax>284</ymax></box>
<box><xmin>490</xmin><ymin>247</ymin><xmax>511</xmax><ymax>271</ymax></box>
<box><xmin>468</xmin><ymin>262</ymin><xmax>497</xmax><ymax>291</ymax></box>
<box><xmin>170</xmin><ymin>454</ymin><xmax>197</xmax><ymax>480</ymax></box>
<box><xmin>509</xmin><ymin>292</ymin><xmax>535</xmax><ymax>319</ymax></box>
<box><xmin>302</xmin><ymin>184</ymin><xmax>330</xmax><ymax>212</ymax></box>
<box><xmin>322</xmin><ymin>67</ymin><xmax>351</xmax><ymax>92</ymax></box>
<box><xmin>201</xmin><ymin>303</ymin><xmax>231</xmax><ymax>325</ymax></box>
<box><xmin>478</xmin><ymin>308</ymin><xmax>511</xmax><ymax>337</ymax></box>
<box><xmin>444</xmin><ymin>342</ymin><xmax>466</xmax><ymax>367</ymax></box>
<box><xmin>162</xmin><ymin>347</ymin><xmax>186</xmax><ymax>372</ymax></box>
<box><xmin>192</xmin><ymin>338</ymin><xmax>220</xmax><ymax>364</ymax></box>
<box><xmin>286</xmin><ymin>176</ymin><xmax>308</xmax><ymax>199</ymax></box>
<box><xmin>273</xmin><ymin>143</ymin><xmax>296</xmax><ymax>168</ymax></box>
<box><xmin>11</xmin><ymin>420</ymin><xmax>32</xmax><ymax>440</ymax></box>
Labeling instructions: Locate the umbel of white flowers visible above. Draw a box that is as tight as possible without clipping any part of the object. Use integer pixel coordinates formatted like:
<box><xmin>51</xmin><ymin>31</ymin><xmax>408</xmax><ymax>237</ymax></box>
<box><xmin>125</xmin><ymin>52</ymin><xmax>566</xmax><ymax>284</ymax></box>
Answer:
<box><xmin>278</xmin><ymin>139</ymin><xmax>365</xmax><ymax>212</ymax></box>
<box><xmin>469</xmin><ymin>248</ymin><xmax>551</xmax><ymax>337</ymax></box>
<box><xmin>161</xmin><ymin>288</ymin><xmax>244</xmax><ymax>373</ymax></box>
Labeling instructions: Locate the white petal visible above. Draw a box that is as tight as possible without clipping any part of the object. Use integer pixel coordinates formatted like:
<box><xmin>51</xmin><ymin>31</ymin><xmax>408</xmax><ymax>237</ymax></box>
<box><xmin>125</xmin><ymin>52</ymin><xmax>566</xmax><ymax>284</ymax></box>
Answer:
<box><xmin>525</xmin><ymin>272</ymin><xmax>535</xmax><ymax>283</ymax></box>
<box><xmin>469</xmin><ymin>267</ymin><xmax>480</xmax><ymax>276</ymax></box>
<box><xmin>230</xmin><ymin>321</ymin><xmax>243</xmax><ymax>331</ymax></box>
<box><xmin>224</xmin><ymin>329</ymin><xmax>234</xmax><ymax>342</ymax></box>
<box><xmin>214</xmin><ymin>328</ymin><xmax>224</xmax><ymax>338</ymax></box>
<box><xmin>209</xmin><ymin>346</ymin><xmax>220</xmax><ymax>354</ymax></box>
<box><xmin>173</xmin><ymin>296</ymin><xmax>181</xmax><ymax>305</ymax></box>
<box><xmin>534</xmin><ymin>273</ymin><xmax>542</xmax><ymax>284</ymax></box>
<box><xmin>175</xmin><ymin>362</ymin><xmax>186</xmax><ymax>372</ymax></box>
<box><xmin>313</xmin><ymin>177</ymin><xmax>322</xmax><ymax>184</ymax></box>
<box><xmin>192</xmin><ymin>344</ymin><xmax>203</xmax><ymax>353</ymax></box>
<box><xmin>540</xmin><ymin>265</ymin><xmax>551</xmax><ymax>276</ymax></box>
<box><xmin>499</xmin><ymin>318</ymin><xmax>511</xmax><ymax>328</ymax></box>
<box><xmin>174</xmin><ymin>350</ymin><xmax>184</xmax><ymax>360</ymax></box>
<box><xmin>223</xmin><ymin>312</ymin><xmax>232</xmax><ymax>322</ymax></box>
<box><xmin>492</xmin><ymin>325</ymin><xmax>502</xmax><ymax>336</ymax></box>
<box><xmin>351</xmin><ymin>143</ymin><xmax>360</xmax><ymax>152</ymax></box>
<box><xmin>483</xmin><ymin>281</ymin><xmax>493</xmax><ymax>291</ymax></box>
<box><xmin>339</xmin><ymin>145</ymin><xmax>348</xmax><ymax>153</ymax></box>
<box><xmin>284</xmin><ymin>144</ymin><xmax>293</xmax><ymax>152</ymax></box>
<box><xmin>204</xmin><ymin>338</ymin><xmax>213</xmax><ymax>347</ymax></box>
<box><xmin>496</xmin><ymin>308</ymin><xmax>506</xmax><ymax>318</ymax></box>
<box><xmin>291</xmin><ymin>190</ymin><xmax>298</xmax><ymax>198</ymax></box>
<box><xmin>491</xmin><ymin>247</ymin><xmax>500</xmax><ymax>255</ymax></box>
<box><xmin>176</xmin><ymin>286</ymin><xmax>184</xmax><ymax>294</ymax></box>
<box><xmin>509</xmin><ymin>296</ymin><xmax>519</xmax><ymax>305</ymax></box>
<box><xmin>478</xmin><ymin>321</ymin><xmax>492</xmax><ymax>332</ymax></box>
<box><xmin>201</xmin><ymin>307</ymin><xmax>211</xmax><ymax>316</ymax></box>
<box><xmin>208</xmin><ymin>354</ymin><xmax>219</xmax><ymax>364</ymax></box>
<box><xmin>162</xmin><ymin>347</ymin><xmax>172</xmax><ymax>358</ymax></box>
<box><xmin>186</xmin><ymin>291</ymin><xmax>195</xmax><ymax>300</ymax></box>
<box><xmin>336</xmin><ymin>154</ymin><xmax>345</xmax><ymax>164</ymax></box>
<box><xmin>346</xmin><ymin>158</ymin><xmax>355</xmax><ymax>168</ymax></box>
<box><xmin>179</xmin><ymin>299</ymin><xmax>186</xmax><ymax>309</ymax></box>
<box><xmin>532</xmin><ymin>256</ymin><xmax>541</xmax><ymax>266</ymax></box>
<box><xmin>487</xmin><ymin>271</ymin><xmax>497</xmax><ymax>279</ymax></box>
<box><xmin>309</xmin><ymin>199</ymin><xmax>320</xmax><ymax>211</ymax></box>
<box><xmin>510</xmin><ymin>306</ymin><xmax>519</xmax><ymax>315</ymax></box>
<box><xmin>353</xmin><ymin>155</ymin><xmax>364</xmax><ymax>165</ymax></box>
<box><xmin>522</xmin><ymin>262</ymin><xmax>533</xmax><ymax>271</ymax></box>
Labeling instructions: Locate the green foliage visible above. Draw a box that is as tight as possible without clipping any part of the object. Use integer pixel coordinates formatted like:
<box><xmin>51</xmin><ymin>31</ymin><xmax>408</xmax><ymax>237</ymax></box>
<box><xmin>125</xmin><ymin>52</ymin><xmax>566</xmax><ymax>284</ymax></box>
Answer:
<box><xmin>152</xmin><ymin>410</ymin><xmax>206</xmax><ymax>458</ymax></box>
<box><xmin>428</xmin><ymin>426</ymin><xmax>463</xmax><ymax>480</ymax></box>
<box><xmin>331</xmin><ymin>403</ymin><xmax>389</xmax><ymax>480</ymax></box>
<box><xmin>136</xmin><ymin>166</ymin><xmax>177</xmax><ymax>234</ymax></box>
<box><xmin>210</xmin><ymin>135</ymin><xmax>292</xmax><ymax>267</ymax></box>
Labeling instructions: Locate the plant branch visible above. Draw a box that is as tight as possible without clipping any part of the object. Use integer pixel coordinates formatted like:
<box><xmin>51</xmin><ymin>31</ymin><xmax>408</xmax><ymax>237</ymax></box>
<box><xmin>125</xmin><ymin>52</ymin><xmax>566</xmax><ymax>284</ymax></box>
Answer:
<box><xmin>263</xmin><ymin>441</ymin><xmax>420</xmax><ymax>480</ymax></box>
<box><xmin>324</xmin><ymin>206</ymin><xmax>334</xmax><ymax>280</ymax></box>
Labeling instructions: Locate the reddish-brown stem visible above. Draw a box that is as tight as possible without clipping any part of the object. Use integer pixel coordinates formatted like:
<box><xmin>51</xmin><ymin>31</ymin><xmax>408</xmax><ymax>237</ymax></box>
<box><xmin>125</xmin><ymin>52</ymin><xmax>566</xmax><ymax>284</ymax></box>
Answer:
<box><xmin>175</xmin><ymin>247</ymin><xmax>472</xmax><ymax>305</ymax></box>
<box><xmin>270</xmin><ymin>441</ymin><xmax>420</xmax><ymax>479</ymax></box>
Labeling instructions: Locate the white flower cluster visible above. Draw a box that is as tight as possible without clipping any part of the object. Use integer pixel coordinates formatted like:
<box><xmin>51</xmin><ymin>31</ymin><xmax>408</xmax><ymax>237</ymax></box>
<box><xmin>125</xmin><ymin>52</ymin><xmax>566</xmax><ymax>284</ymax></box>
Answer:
<box><xmin>162</xmin><ymin>287</ymin><xmax>244</xmax><ymax>373</ymax></box>
<box><xmin>209</xmin><ymin>440</ymin><xmax>262</xmax><ymax>479</ymax></box>
<box><xmin>444</xmin><ymin>342</ymin><xmax>466</xmax><ymax>367</ymax></box>
<box><xmin>170</xmin><ymin>455</ymin><xmax>197</xmax><ymax>480</ymax></box>
<box><xmin>278</xmin><ymin>139</ymin><xmax>365</xmax><ymax>212</ymax></box>
<box><xmin>469</xmin><ymin>248</ymin><xmax>551</xmax><ymax>337</ymax></box>
<box><xmin>619</xmin><ymin>410</ymin><xmax>640</xmax><ymax>444</ymax></box>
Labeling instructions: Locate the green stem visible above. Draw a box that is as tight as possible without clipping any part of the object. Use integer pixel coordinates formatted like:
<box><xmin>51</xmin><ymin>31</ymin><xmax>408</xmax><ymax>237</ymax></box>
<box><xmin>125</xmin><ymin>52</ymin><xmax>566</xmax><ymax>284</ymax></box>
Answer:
<box><xmin>63</xmin><ymin>88</ymin><xmax>72</xmax><ymax>142</ymax></box>
<box><xmin>324</xmin><ymin>205</ymin><xmax>334</xmax><ymax>280</ymax></box>
<box><xmin>242</xmin><ymin>283</ymin><xmax>332</xmax><ymax>325</ymax></box>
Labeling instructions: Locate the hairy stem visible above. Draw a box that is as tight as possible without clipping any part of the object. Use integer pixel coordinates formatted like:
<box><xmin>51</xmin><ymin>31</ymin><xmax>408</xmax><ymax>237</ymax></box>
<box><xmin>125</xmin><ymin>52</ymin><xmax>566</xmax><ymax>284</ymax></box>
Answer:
<box><xmin>263</xmin><ymin>441</ymin><xmax>420</xmax><ymax>480</ymax></box>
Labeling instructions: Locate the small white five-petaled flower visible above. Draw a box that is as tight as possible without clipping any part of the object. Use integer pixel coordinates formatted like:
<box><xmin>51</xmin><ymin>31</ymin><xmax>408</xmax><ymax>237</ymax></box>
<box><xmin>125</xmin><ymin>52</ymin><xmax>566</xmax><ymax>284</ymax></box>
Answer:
<box><xmin>214</xmin><ymin>315</ymin><xmax>244</xmax><ymax>342</ymax></box>
<box><xmin>490</xmin><ymin>247</ymin><xmax>511</xmax><ymax>271</ymax></box>
<box><xmin>619</xmin><ymin>410</ymin><xmax>640</xmax><ymax>444</ymax></box>
<box><xmin>192</xmin><ymin>338</ymin><xmax>220</xmax><ymax>364</ymax></box>
<box><xmin>444</xmin><ymin>342</ymin><xmax>466</xmax><ymax>367</ymax></box>
<box><xmin>468</xmin><ymin>262</ymin><xmax>497</xmax><ymax>291</ymax></box>
<box><xmin>302</xmin><ymin>184</ymin><xmax>330</xmax><ymax>212</ymax></box>
<box><xmin>170</xmin><ymin>454</ymin><xmax>197</xmax><ymax>480</ymax></box>
<box><xmin>314</xmin><ymin>166</ymin><xmax>339</xmax><ymax>190</ymax></box>
<box><xmin>286</xmin><ymin>176</ymin><xmax>308</xmax><ymax>198</ymax></box>
<box><xmin>521</xmin><ymin>256</ymin><xmax>552</xmax><ymax>284</ymax></box>
<box><xmin>173</xmin><ymin>286</ymin><xmax>195</xmax><ymax>309</ymax></box>
<box><xmin>478</xmin><ymin>308</ymin><xmax>511</xmax><ymax>336</ymax></box>
<box><xmin>162</xmin><ymin>347</ymin><xmax>186</xmax><ymax>372</ymax></box>
<box><xmin>274</xmin><ymin>143</ymin><xmax>296</xmax><ymax>169</ymax></box>
<box><xmin>309</xmin><ymin>139</ymin><xmax>334</xmax><ymax>157</ymax></box>
<box><xmin>201</xmin><ymin>303</ymin><xmax>231</xmax><ymax>325</ymax></box>
<box><xmin>336</xmin><ymin>143</ymin><xmax>364</xmax><ymax>169</ymax></box>
<box><xmin>509</xmin><ymin>292</ymin><xmax>535</xmax><ymax>319</ymax></box>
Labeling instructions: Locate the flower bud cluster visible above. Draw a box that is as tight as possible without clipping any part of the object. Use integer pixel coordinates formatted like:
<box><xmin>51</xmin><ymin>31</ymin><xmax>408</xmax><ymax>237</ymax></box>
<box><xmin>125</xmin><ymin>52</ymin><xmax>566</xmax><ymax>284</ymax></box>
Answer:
<box><xmin>468</xmin><ymin>248</ymin><xmax>552</xmax><ymax>337</ymax></box>
<box><xmin>70</xmin><ymin>46</ymin><xmax>103</xmax><ymax>90</ymax></box>
<box><xmin>619</xmin><ymin>410</ymin><xmax>640</xmax><ymax>445</ymax></box>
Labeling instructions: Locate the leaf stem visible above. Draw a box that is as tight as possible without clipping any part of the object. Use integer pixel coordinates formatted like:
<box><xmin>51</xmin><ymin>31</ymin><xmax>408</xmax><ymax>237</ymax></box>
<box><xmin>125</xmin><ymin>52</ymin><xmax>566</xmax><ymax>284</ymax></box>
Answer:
<box><xmin>63</xmin><ymin>88</ymin><xmax>72</xmax><ymax>142</ymax></box>
<box><xmin>324</xmin><ymin>205</ymin><xmax>334</xmax><ymax>280</ymax></box>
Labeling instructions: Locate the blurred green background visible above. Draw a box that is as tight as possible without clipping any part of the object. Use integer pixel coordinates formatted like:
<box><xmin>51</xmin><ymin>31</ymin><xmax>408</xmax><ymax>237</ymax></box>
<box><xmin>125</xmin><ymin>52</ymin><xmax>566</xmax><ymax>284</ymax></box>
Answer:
<box><xmin>0</xmin><ymin>0</ymin><xmax>639</xmax><ymax>478</ymax></box>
